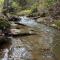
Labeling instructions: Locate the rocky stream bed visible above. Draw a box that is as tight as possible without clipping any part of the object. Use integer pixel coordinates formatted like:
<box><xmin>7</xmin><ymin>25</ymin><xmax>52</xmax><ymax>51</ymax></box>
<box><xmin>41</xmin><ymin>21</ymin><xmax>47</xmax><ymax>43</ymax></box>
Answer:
<box><xmin>0</xmin><ymin>16</ymin><xmax>60</xmax><ymax>60</ymax></box>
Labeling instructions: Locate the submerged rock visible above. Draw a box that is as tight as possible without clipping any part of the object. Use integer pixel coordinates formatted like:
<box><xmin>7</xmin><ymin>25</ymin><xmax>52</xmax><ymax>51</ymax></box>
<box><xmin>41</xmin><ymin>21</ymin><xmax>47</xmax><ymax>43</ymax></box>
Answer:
<box><xmin>50</xmin><ymin>24</ymin><xmax>57</xmax><ymax>29</ymax></box>
<box><xmin>37</xmin><ymin>18</ymin><xmax>45</xmax><ymax>23</ymax></box>
<box><xmin>10</xmin><ymin>29</ymin><xmax>21</xmax><ymax>35</ymax></box>
<box><xmin>10</xmin><ymin>28</ymin><xmax>36</xmax><ymax>36</ymax></box>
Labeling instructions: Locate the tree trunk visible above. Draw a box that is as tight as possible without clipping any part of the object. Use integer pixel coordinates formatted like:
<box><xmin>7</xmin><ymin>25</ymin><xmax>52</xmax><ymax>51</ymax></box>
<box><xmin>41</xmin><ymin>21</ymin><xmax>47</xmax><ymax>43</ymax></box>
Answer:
<box><xmin>2</xmin><ymin>0</ymin><xmax>13</xmax><ymax>17</ymax></box>
<box><xmin>3</xmin><ymin>0</ymin><xmax>13</xmax><ymax>9</ymax></box>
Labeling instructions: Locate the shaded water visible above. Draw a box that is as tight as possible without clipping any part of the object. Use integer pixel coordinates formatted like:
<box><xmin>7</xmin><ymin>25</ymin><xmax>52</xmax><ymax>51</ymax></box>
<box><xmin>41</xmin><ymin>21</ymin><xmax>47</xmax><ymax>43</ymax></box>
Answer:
<box><xmin>0</xmin><ymin>16</ymin><xmax>60</xmax><ymax>60</ymax></box>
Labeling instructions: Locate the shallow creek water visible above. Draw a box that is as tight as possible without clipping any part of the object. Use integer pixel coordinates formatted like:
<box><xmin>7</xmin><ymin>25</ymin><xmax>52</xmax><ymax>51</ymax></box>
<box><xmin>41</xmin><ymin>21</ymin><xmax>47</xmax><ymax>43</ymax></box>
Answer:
<box><xmin>0</xmin><ymin>16</ymin><xmax>60</xmax><ymax>60</ymax></box>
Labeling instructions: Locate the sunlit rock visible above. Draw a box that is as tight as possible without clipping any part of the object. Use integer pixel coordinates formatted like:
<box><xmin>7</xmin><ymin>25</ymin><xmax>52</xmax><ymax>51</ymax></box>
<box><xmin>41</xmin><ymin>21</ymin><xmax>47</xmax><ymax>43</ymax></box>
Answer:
<box><xmin>10</xmin><ymin>28</ymin><xmax>36</xmax><ymax>36</ymax></box>
<box><xmin>37</xmin><ymin>18</ymin><xmax>44</xmax><ymax>23</ymax></box>
<box><xmin>10</xmin><ymin>29</ymin><xmax>21</xmax><ymax>35</ymax></box>
<box><xmin>50</xmin><ymin>24</ymin><xmax>57</xmax><ymax>27</ymax></box>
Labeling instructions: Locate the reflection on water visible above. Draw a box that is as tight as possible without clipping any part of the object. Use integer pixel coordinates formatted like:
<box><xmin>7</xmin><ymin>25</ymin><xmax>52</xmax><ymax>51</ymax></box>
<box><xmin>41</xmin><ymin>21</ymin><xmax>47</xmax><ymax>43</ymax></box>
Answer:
<box><xmin>0</xmin><ymin>16</ymin><xmax>60</xmax><ymax>60</ymax></box>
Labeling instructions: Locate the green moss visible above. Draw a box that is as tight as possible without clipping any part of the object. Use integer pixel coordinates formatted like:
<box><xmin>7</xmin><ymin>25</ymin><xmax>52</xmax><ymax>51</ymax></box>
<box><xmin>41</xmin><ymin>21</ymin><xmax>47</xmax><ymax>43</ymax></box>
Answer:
<box><xmin>0</xmin><ymin>18</ymin><xmax>10</xmax><ymax>29</ymax></box>
<box><xmin>53</xmin><ymin>43</ymin><xmax>60</xmax><ymax>60</ymax></box>
<box><xmin>16</xmin><ymin>9</ymin><xmax>32</xmax><ymax>16</ymax></box>
<box><xmin>55</xmin><ymin>20</ymin><xmax>60</xmax><ymax>27</ymax></box>
<box><xmin>45</xmin><ymin>0</ymin><xmax>56</xmax><ymax>7</ymax></box>
<box><xmin>54</xmin><ymin>45</ymin><xmax>60</xmax><ymax>54</ymax></box>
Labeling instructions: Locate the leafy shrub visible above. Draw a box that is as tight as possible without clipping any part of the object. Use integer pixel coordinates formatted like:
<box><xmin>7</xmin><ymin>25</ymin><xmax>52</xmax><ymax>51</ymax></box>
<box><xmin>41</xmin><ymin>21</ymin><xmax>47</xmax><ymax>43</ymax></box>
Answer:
<box><xmin>48</xmin><ymin>2</ymin><xmax>60</xmax><ymax>19</ymax></box>
<box><xmin>0</xmin><ymin>18</ymin><xmax>10</xmax><ymax>30</ymax></box>
<box><xmin>45</xmin><ymin>0</ymin><xmax>56</xmax><ymax>7</ymax></box>
<box><xmin>16</xmin><ymin>9</ymin><xmax>32</xmax><ymax>16</ymax></box>
<box><xmin>55</xmin><ymin>20</ymin><xmax>60</xmax><ymax>27</ymax></box>
<box><xmin>31</xmin><ymin>3</ymin><xmax>38</xmax><ymax>13</ymax></box>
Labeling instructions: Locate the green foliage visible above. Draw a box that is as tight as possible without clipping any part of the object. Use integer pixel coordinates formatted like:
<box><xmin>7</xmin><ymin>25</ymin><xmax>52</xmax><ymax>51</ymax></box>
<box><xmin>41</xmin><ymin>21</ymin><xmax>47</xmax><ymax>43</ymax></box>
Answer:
<box><xmin>0</xmin><ymin>0</ymin><xmax>4</xmax><ymax>5</ymax></box>
<box><xmin>13</xmin><ymin>0</ymin><xmax>27</xmax><ymax>9</ymax></box>
<box><xmin>12</xmin><ymin>0</ymin><xmax>38</xmax><ymax>10</ymax></box>
<box><xmin>55</xmin><ymin>20</ymin><xmax>60</xmax><ymax>27</ymax></box>
<box><xmin>45</xmin><ymin>0</ymin><xmax>57</xmax><ymax>7</ymax></box>
<box><xmin>38</xmin><ymin>0</ymin><xmax>57</xmax><ymax>9</ymax></box>
<box><xmin>0</xmin><ymin>19</ymin><xmax>10</xmax><ymax>30</ymax></box>
<box><xmin>12</xmin><ymin>2</ymin><xmax>18</xmax><ymax>8</ymax></box>
<box><xmin>11</xmin><ymin>1</ymin><xmax>21</xmax><ymax>10</ymax></box>
<box><xmin>16</xmin><ymin>9</ymin><xmax>32</xmax><ymax>16</ymax></box>
<box><xmin>31</xmin><ymin>3</ymin><xmax>38</xmax><ymax>13</ymax></box>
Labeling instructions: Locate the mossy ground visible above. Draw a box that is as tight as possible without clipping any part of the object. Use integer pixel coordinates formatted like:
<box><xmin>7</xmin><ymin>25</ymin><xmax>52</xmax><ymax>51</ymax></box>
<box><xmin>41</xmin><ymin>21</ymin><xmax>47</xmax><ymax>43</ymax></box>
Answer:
<box><xmin>16</xmin><ymin>9</ymin><xmax>32</xmax><ymax>16</ymax></box>
<box><xmin>54</xmin><ymin>20</ymin><xmax>60</xmax><ymax>29</ymax></box>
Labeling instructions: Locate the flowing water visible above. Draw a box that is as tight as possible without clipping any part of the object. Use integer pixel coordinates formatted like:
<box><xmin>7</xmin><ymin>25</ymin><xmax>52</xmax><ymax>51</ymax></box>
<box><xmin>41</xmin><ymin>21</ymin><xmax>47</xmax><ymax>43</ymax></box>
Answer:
<box><xmin>0</xmin><ymin>16</ymin><xmax>60</xmax><ymax>60</ymax></box>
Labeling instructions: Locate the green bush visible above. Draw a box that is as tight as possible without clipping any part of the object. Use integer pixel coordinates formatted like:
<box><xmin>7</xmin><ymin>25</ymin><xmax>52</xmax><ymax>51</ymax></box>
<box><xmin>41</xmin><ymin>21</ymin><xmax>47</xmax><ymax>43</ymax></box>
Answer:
<box><xmin>31</xmin><ymin>3</ymin><xmax>38</xmax><ymax>13</ymax></box>
<box><xmin>55</xmin><ymin>20</ymin><xmax>60</xmax><ymax>27</ymax></box>
<box><xmin>16</xmin><ymin>9</ymin><xmax>32</xmax><ymax>16</ymax></box>
<box><xmin>45</xmin><ymin>0</ymin><xmax>57</xmax><ymax>7</ymax></box>
<box><xmin>0</xmin><ymin>19</ymin><xmax>10</xmax><ymax>30</ymax></box>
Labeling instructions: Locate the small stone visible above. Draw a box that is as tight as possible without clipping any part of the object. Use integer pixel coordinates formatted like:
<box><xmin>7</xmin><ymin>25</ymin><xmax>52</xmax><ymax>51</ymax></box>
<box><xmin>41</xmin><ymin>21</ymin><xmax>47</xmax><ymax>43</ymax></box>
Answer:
<box><xmin>51</xmin><ymin>24</ymin><xmax>57</xmax><ymax>27</ymax></box>
<box><xmin>10</xmin><ymin>29</ymin><xmax>21</xmax><ymax>35</ymax></box>
<box><xmin>37</xmin><ymin>18</ymin><xmax>44</xmax><ymax>23</ymax></box>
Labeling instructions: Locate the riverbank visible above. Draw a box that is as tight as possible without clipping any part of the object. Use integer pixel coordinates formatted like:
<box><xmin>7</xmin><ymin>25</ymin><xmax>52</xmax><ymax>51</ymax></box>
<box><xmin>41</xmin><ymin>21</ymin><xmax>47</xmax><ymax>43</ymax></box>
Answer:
<box><xmin>14</xmin><ymin>2</ymin><xmax>60</xmax><ymax>30</ymax></box>
<box><xmin>0</xmin><ymin>15</ymin><xmax>60</xmax><ymax>60</ymax></box>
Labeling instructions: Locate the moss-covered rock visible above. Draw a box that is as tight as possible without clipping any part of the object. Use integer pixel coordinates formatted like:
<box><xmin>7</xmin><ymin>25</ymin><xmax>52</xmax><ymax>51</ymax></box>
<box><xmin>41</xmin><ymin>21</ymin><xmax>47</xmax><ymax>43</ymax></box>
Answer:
<box><xmin>0</xmin><ymin>18</ymin><xmax>11</xmax><ymax>37</ymax></box>
<box><xmin>0</xmin><ymin>18</ymin><xmax>10</xmax><ymax>30</ymax></box>
<box><xmin>54</xmin><ymin>20</ymin><xmax>60</xmax><ymax>29</ymax></box>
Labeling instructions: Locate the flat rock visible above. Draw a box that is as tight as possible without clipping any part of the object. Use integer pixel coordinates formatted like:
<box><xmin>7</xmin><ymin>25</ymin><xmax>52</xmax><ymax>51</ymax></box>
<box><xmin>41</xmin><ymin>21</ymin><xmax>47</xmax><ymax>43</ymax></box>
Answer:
<box><xmin>10</xmin><ymin>28</ymin><xmax>36</xmax><ymax>36</ymax></box>
<box><xmin>37</xmin><ymin>18</ymin><xmax>45</xmax><ymax>23</ymax></box>
<box><xmin>10</xmin><ymin>29</ymin><xmax>21</xmax><ymax>35</ymax></box>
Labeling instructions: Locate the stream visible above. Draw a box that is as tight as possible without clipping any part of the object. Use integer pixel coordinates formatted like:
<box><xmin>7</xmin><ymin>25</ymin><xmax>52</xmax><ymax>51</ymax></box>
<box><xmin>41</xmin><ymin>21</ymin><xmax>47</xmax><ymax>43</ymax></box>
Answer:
<box><xmin>0</xmin><ymin>16</ymin><xmax>60</xmax><ymax>60</ymax></box>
